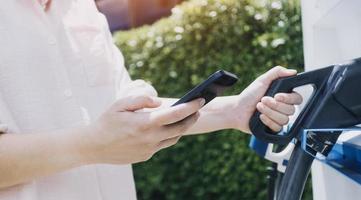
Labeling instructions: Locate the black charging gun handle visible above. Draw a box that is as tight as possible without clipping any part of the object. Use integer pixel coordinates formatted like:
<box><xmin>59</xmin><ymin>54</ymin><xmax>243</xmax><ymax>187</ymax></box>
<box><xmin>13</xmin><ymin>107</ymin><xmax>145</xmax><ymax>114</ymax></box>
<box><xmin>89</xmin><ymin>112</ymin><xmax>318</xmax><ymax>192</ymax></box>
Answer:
<box><xmin>249</xmin><ymin>67</ymin><xmax>333</xmax><ymax>145</ymax></box>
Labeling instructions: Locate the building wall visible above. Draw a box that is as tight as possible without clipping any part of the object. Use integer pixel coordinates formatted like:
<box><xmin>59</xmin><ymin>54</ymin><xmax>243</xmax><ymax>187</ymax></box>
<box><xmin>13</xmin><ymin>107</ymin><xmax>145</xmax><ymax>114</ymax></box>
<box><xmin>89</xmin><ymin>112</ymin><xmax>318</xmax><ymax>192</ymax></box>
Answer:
<box><xmin>96</xmin><ymin>0</ymin><xmax>183</xmax><ymax>31</ymax></box>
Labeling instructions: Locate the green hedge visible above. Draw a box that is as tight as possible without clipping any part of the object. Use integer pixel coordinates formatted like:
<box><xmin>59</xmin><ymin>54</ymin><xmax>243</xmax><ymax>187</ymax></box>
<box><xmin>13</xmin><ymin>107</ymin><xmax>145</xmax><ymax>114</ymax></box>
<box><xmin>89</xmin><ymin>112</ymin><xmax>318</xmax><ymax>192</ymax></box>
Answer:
<box><xmin>114</xmin><ymin>0</ymin><xmax>308</xmax><ymax>199</ymax></box>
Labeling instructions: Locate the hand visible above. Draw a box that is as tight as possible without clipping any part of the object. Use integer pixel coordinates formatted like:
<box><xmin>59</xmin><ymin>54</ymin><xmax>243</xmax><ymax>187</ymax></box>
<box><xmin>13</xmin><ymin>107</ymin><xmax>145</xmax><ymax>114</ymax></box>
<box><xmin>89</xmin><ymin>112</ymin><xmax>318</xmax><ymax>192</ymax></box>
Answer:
<box><xmin>84</xmin><ymin>95</ymin><xmax>205</xmax><ymax>164</ymax></box>
<box><xmin>233</xmin><ymin>66</ymin><xmax>303</xmax><ymax>133</ymax></box>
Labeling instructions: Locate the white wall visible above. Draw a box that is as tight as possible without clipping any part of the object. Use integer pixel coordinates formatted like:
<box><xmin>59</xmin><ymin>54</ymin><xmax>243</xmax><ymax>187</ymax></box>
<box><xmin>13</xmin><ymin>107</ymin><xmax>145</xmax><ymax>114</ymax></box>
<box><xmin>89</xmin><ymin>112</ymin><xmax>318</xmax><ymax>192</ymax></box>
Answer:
<box><xmin>302</xmin><ymin>0</ymin><xmax>361</xmax><ymax>68</ymax></box>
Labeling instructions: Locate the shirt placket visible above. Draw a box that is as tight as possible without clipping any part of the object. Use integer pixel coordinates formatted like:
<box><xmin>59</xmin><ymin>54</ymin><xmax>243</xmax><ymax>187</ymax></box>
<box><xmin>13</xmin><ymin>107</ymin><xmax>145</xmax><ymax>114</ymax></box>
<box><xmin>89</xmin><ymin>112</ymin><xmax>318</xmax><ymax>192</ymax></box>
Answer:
<box><xmin>50</xmin><ymin>41</ymin><xmax>76</xmax><ymax>100</ymax></box>
<box><xmin>34</xmin><ymin>2</ymin><xmax>74</xmax><ymax>99</ymax></box>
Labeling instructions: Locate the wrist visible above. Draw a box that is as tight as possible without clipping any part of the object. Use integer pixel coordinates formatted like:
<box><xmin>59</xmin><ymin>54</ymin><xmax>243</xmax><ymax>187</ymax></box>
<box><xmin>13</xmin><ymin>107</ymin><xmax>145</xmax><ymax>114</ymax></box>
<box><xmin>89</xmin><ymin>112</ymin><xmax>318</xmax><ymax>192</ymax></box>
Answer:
<box><xmin>228</xmin><ymin>94</ymin><xmax>251</xmax><ymax>133</ymax></box>
<box><xmin>68</xmin><ymin>125</ymin><xmax>101</xmax><ymax>166</ymax></box>
<box><xmin>215</xmin><ymin>96</ymin><xmax>242</xmax><ymax>130</ymax></box>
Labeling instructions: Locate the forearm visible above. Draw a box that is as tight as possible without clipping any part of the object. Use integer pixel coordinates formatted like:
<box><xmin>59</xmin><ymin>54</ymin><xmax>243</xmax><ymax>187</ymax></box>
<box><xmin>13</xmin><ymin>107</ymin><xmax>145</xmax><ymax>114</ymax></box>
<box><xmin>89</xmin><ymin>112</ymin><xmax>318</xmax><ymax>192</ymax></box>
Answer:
<box><xmin>186</xmin><ymin>96</ymin><xmax>238</xmax><ymax>134</ymax></box>
<box><xmin>160</xmin><ymin>96</ymin><xmax>238</xmax><ymax>135</ymax></box>
<box><xmin>0</xmin><ymin>127</ymin><xmax>91</xmax><ymax>189</ymax></box>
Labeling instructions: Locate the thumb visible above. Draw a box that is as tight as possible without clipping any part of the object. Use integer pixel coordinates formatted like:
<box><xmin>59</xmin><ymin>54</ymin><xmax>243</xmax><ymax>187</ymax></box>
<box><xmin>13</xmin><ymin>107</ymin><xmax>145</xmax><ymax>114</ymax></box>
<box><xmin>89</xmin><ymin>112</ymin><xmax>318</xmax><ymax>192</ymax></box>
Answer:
<box><xmin>111</xmin><ymin>95</ymin><xmax>162</xmax><ymax>112</ymax></box>
<box><xmin>259</xmin><ymin>66</ymin><xmax>297</xmax><ymax>85</ymax></box>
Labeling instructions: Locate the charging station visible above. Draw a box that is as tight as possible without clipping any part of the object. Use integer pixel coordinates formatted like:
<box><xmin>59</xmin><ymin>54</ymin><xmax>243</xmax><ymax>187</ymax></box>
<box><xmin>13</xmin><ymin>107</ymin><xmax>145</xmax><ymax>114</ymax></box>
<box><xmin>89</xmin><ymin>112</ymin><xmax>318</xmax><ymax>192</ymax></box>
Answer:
<box><xmin>302</xmin><ymin>0</ymin><xmax>361</xmax><ymax>199</ymax></box>
<box><xmin>249</xmin><ymin>1</ymin><xmax>361</xmax><ymax>200</ymax></box>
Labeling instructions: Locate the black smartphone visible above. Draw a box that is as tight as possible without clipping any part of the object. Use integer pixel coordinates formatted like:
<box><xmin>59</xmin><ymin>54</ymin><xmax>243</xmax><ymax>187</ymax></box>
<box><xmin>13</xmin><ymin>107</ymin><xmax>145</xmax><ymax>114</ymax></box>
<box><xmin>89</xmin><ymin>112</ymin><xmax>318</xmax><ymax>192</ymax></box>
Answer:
<box><xmin>172</xmin><ymin>70</ymin><xmax>238</xmax><ymax>107</ymax></box>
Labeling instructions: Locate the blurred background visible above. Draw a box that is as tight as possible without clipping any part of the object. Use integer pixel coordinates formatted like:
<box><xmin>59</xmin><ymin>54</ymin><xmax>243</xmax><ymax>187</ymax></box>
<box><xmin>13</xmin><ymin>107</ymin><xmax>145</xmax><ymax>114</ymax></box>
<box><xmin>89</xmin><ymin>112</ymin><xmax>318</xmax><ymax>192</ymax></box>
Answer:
<box><xmin>97</xmin><ymin>0</ymin><xmax>308</xmax><ymax>199</ymax></box>
<box><xmin>96</xmin><ymin>0</ymin><xmax>184</xmax><ymax>31</ymax></box>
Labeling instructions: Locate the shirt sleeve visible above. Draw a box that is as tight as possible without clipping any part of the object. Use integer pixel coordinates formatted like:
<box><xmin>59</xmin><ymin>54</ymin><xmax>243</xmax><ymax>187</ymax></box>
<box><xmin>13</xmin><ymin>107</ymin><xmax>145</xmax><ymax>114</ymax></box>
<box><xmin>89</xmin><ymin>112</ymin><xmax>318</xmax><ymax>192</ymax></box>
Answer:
<box><xmin>112</xmin><ymin>44</ymin><xmax>158</xmax><ymax>99</ymax></box>
<box><xmin>94</xmin><ymin>0</ymin><xmax>157</xmax><ymax>99</ymax></box>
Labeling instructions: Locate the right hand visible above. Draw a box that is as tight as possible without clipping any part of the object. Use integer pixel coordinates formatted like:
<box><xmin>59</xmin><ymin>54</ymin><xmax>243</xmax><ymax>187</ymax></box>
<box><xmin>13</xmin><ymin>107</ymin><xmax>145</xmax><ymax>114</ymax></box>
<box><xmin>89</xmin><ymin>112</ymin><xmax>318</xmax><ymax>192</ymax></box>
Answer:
<box><xmin>232</xmin><ymin>66</ymin><xmax>301</xmax><ymax>133</ymax></box>
<box><xmin>84</xmin><ymin>95</ymin><xmax>205</xmax><ymax>165</ymax></box>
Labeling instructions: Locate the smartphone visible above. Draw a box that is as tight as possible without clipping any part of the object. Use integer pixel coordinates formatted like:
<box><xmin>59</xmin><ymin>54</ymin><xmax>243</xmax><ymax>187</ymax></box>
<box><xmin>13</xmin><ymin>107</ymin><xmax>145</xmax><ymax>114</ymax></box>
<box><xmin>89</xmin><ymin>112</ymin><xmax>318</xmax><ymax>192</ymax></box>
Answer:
<box><xmin>172</xmin><ymin>70</ymin><xmax>238</xmax><ymax>107</ymax></box>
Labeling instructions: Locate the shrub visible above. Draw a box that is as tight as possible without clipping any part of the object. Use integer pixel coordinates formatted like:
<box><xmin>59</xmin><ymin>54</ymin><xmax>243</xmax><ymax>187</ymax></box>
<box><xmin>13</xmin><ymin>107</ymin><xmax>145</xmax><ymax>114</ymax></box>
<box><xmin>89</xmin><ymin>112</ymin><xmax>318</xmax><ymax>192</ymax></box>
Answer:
<box><xmin>114</xmin><ymin>0</ymin><xmax>307</xmax><ymax>199</ymax></box>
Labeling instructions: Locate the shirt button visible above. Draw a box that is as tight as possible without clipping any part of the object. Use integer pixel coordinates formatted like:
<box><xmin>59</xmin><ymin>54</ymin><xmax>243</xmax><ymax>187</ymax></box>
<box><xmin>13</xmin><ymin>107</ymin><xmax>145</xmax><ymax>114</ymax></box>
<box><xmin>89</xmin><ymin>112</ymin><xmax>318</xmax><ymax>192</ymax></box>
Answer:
<box><xmin>64</xmin><ymin>89</ymin><xmax>73</xmax><ymax>97</ymax></box>
<box><xmin>48</xmin><ymin>37</ymin><xmax>57</xmax><ymax>45</ymax></box>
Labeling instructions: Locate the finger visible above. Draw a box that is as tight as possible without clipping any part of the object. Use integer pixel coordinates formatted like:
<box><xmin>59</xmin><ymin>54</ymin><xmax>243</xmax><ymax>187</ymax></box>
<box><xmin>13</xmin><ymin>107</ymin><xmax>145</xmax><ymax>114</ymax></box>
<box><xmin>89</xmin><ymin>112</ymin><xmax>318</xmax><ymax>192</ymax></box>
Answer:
<box><xmin>274</xmin><ymin>92</ymin><xmax>303</xmax><ymax>105</ymax></box>
<box><xmin>258</xmin><ymin>66</ymin><xmax>297</xmax><ymax>85</ymax></box>
<box><xmin>260</xmin><ymin>114</ymin><xmax>282</xmax><ymax>132</ymax></box>
<box><xmin>157</xmin><ymin>136</ymin><xmax>182</xmax><ymax>150</ymax></box>
<box><xmin>151</xmin><ymin>98</ymin><xmax>205</xmax><ymax>125</ymax></box>
<box><xmin>160</xmin><ymin>112</ymin><xmax>200</xmax><ymax>139</ymax></box>
<box><xmin>261</xmin><ymin>96</ymin><xmax>296</xmax><ymax>115</ymax></box>
<box><xmin>257</xmin><ymin>102</ymin><xmax>289</xmax><ymax>125</ymax></box>
<box><xmin>111</xmin><ymin>95</ymin><xmax>162</xmax><ymax>112</ymax></box>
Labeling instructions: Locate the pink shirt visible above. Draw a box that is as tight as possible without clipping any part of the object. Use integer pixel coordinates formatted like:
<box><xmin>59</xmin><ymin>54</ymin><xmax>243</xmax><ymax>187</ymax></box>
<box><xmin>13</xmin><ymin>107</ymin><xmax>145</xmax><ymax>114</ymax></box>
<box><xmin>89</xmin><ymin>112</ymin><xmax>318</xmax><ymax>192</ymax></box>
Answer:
<box><xmin>0</xmin><ymin>0</ymin><xmax>155</xmax><ymax>199</ymax></box>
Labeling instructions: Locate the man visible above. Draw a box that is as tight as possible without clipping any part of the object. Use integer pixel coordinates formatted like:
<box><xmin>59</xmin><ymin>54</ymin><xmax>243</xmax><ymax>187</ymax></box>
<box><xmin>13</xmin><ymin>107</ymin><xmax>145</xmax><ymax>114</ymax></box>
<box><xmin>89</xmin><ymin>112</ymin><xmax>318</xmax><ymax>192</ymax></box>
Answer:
<box><xmin>0</xmin><ymin>0</ymin><xmax>302</xmax><ymax>199</ymax></box>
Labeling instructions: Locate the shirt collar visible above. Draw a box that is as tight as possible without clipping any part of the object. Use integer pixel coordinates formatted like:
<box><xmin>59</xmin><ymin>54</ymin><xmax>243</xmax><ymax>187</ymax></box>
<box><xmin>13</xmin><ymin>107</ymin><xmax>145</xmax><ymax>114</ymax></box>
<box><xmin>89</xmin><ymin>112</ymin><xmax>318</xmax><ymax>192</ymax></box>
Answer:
<box><xmin>38</xmin><ymin>0</ymin><xmax>51</xmax><ymax>11</ymax></box>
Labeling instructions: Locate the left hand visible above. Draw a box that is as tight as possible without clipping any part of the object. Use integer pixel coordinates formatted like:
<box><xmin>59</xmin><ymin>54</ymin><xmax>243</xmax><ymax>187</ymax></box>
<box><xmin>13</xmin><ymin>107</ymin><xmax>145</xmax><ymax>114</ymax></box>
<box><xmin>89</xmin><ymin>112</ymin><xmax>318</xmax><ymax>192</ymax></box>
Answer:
<box><xmin>233</xmin><ymin>66</ymin><xmax>303</xmax><ymax>133</ymax></box>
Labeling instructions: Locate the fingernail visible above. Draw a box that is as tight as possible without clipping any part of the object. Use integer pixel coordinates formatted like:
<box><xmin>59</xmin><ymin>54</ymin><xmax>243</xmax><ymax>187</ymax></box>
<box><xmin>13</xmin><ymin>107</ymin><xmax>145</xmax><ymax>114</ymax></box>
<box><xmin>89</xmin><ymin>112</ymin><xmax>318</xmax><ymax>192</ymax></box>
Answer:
<box><xmin>262</xmin><ymin>97</ymin><xmax>273</xmax><ymax>105</ymax></box>
<box><xmin>270</xmin><ymin>98</ymin><xmax>277</xmax><ymax>106</ymax></box>
<box><xmin>260</xmin><ymin>114</ymin><xmax>266</xmax><ymax>122</ymax></box>
<box><xmin>199</xmin><ymin>98</ymin><xmax>206</xmax><ymax>106</ymax></box>
<box><xmin>261</xmin><ymin>97</ymin><xmax>267</xmax><ymax>103</ymax></box>
<box><xmin>257</xmin><ymin>103</ymin><xmax>263</xmax><ymax>110</ymax></box>
<box><xmin>288</xmin><ymin>69</ymin><xmax>297</xmax><ymax>74</ymax></box>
